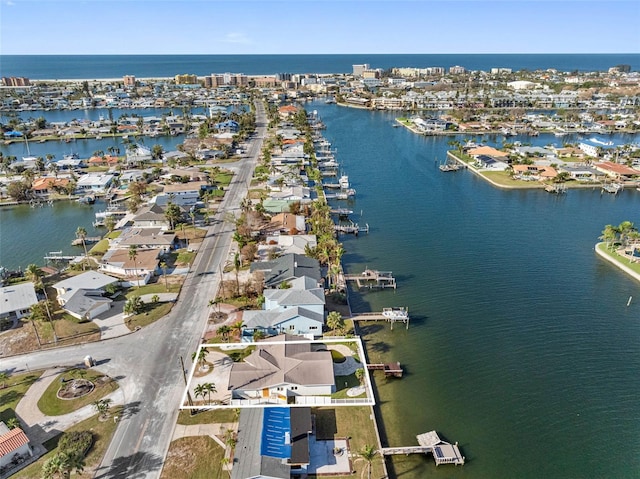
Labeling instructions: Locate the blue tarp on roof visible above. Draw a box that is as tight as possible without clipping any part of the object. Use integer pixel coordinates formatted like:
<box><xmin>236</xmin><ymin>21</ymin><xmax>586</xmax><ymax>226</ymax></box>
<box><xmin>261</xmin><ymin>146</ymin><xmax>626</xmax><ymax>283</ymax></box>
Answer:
<box><xmin>3</xmin><ymin>131</ymin><xmax>23</xmax><ymax>137</ymax></box>
<box><xmin>261</xmin><ymin>407</ymin><xmax>292</xmax><ymax>459</ymax></box>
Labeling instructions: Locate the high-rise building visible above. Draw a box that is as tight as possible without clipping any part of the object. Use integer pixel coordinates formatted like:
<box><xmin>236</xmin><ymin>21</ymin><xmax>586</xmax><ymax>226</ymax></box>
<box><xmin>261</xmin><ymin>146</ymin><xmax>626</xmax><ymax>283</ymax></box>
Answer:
<box><xmin>352</xmin><ymin>64</ymin><xmax>370</xmax><ymax>77</ymax></box>
<box><xmin>123</xmin><ymin>75</ymin><xmax>136</xmax><ymax>86</ymax></box>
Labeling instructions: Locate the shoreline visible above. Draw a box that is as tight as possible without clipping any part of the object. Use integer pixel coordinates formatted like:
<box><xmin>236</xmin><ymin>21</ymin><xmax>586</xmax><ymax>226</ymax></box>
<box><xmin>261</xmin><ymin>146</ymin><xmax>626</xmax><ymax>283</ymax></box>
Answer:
<box><xmin>594</xmin><ymin>242</ymin><xmax>640</xmax><ymax>284</ymax></box>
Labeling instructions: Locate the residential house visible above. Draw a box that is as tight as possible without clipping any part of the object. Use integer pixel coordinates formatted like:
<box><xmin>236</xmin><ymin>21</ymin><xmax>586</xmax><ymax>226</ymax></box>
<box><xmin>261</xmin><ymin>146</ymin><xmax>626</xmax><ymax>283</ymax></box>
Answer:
<box><xmin>155</xmin><ymin>181</ymin><xmax>207</xmax><ymax>207</ymax></box>
<box><xmin>76</xmin><ymin>173</ymin><xmax>114</xmax><ymax>193</ymax></box>
<box><xmin>258</xmin><ymin>235</ymin><xmax>317</xmax><ymax>260</ymax></box>
<box><xmin>0</xmin><ymin>422</ymin><xmax>33</xmax><ymax>470</ymax></box>
<box><xmin>228</xmin><ymin>336</ymin><xmax>335</xmax><ymax>400</ymax></box>
<box><xmin>512</xmin><ymin>164</ymin><xmax>557</xmax><ymax>180</ymax></box>
<box><xmin>132</xmin><ymin>204</ymin><xmax>171</xmax><ymax>230</ymax></box>
<box><xmin>31</xmin><ymin>177</ymin><xmax>70</xmax><ymax>196</ymax></box>
<box><xmin>250</xmin><ymin>253</ymin><xmax>322</xmax><ymax>289</ymax></box>
<box><xmin>263</xmin><ymin>213</ymin><xmax>306</xmax><ymax>235</ymax></box>
<box><xmin>116</xmin><ymin>227</ymin><xmax>176</xmax><ymax>252</ymax></box>
<box><xmin>99</xmin><ymin>247</ymin><xmax>161</xmax><ymax>287</ymax></box>
<box><xmin>231</xmin><ymin>407</ymin><xmax>313</xmax><ymax>479</ymax></box>
<box><xmin>52</xmin><ymin>271</ymin><xmax>118</xmax><ymax>320</ymax></box>
<box><xmin>242</xmin><ymin>276</ymin><xmax>326</xmax><ymax>339</ymax></box>
<box><xmin>0</xmin><ymin>282</ymin><xmax>38</xmax><ymax>330</ymax></box>
<box><xmin>560</xmin><ymin>165</ymin><xmax>603</xmax><ymax>182</ymax></box>
<box><xmin>593</xmin><ymin>161</ymin><xmax>639</xmax><ymax>180</ymax></box>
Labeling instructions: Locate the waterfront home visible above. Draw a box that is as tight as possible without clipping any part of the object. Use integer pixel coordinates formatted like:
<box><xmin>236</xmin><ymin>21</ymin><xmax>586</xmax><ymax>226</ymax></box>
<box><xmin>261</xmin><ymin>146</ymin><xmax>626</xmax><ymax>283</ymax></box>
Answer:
<box><xmin>0</xmin><ymin>422</ymin><xmax>33</xmax><ymax>471</ymax></box>
<box><xmin>125</xmin><ymin>144</ymin><xmax>152</xmax><ymax>167</ymax></box>
<box><xmin>231</xmin><ymin>408</ymin><xmax>313</xmax><ymax>479</ymax></box>
<box><xmin>512</xmin><ymin>164</ymin><xmax>558</xmax><ymax>180</ymax></box>
<box><xmin>242</xmin><ymin>275</ymin><xmax>325</xmax><ymax>339</ymax></box>
<box><xmin>474</xmin><ymin>155</ymin><xmax>509</xmax><ymax>171</ymax></box>
<box><xmin>115</xmin><ymin>227</ymin><xmax>176</xmax><ymax>252</ymax></box>
<box><xmin>578</xmin><ymin>138</ymin><xmax>615</xmax><ymax>158</ymax></box>
<box><xmin>250</xmin><ymin>253</ymin><xmax>322</xmax><ymax>289</ymax></box>
<box><xmin>156</xmin><ymin>181</ymin><xmax>207</xmax><ymax>206</ymax></box>
<box><xmin>76</xmin><ymin>173</ymin><xmax>114</xmax><ymax>193</ymax></box>
<box><xmin>52</xmin><ymin>271</ymin><xmax>118</xmax><ymax>320</ymax></box>
<box><xmin>263</xmin><ymin>213</ymin><xmax>306</xmax><ymax>234</ymax></box>
<box><xmin>0</xmin><ymin>282</ymin><xmax>38</xmax><ymax>330</ymax></box>
<box><xmin>87</xmin><ymin>155</ymin><xmax>119</xmax><ymax>168</ymax></box>
<box><xmin>258</xmin><ymin>235</ymin><xmax>317</xmax><ymax>260</ymax></box>
<box><xmin>560</xmin><ymin>165</ymin><xmax>603</xmax><ymax>182</ymax></box>
<box><xmin>278</xmin><ymin>105</ymin><xmax>299</xmax><ymax>120</ymax></box>
<box><xmin>213</xmin><ymin>119</ymin><xmax>239</xmax><ymax>133</ymax></box>
<box><xmin>467</xmin><ymin>145</ymin><xmax>510</xmax><ymax>159</ymax></box>
<box><xmin>99</xmin><ymin>247</ymin><xmax>161</xmax><ymax>286</ymax></box>
<box><xmin>132</xmin><ymin>204</ymin><xmax>171</xmax><ymax>230</ymax></box>
<box><xmin>228</xmin><ymin>336</ymin><xmax>335</xmax><ymax>400</ymax></box>
<box><xmin>30</xmin><ymin>177</ymin><xmax>70</xmax><ymax>196</ymax></box>
<box><xmin>593</xmin><ymin>161</ymin><xmax>639</xmax><ymax>181</ymax></box>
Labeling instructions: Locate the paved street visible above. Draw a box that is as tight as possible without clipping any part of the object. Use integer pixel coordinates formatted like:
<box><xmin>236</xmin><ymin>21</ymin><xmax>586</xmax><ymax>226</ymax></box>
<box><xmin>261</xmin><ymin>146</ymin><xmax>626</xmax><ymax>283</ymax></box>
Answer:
<box><xmin>0</xmin><ymin>101</ymin><xmax>267</xmax><ymax>478</ymax></box>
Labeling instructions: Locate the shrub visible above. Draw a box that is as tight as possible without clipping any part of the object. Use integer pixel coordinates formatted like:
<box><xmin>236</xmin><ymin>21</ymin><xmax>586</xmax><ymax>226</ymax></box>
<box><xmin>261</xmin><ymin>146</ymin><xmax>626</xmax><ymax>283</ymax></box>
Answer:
<box><xmin>58</xmin><ymin>430</ymin><xmax>93</xmax><ymax>457</ymax></box>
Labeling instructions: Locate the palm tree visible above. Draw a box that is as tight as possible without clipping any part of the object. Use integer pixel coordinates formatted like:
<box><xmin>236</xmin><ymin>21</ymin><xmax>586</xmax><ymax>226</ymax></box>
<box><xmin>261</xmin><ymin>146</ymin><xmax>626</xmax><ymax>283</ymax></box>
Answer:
<box><xmin>192</xmin><ymin>349</ymin><xmax>207</xmax><ymax>370</ymax></box>
<box><xmin>326</xmin><ymin>311</ymin><xmax>344</xmax><ymax>334</ymax></box>
<box><xmin>217</xmin><ymin>325</ymin><xmax>232</xmax><ymax>342</ymax></box>
<box><xmin>42</xmin><ymin>450</ymin><xmax>85</xmax><ymax>479</ymax></box>
<box><xmin>128</xmin><ymin>245</ymin><xmax>139</xmax><ymax>287</ymax></box>
<box><xmin>203</xmin><ymin>382</ymin><xmax>217</xmax><ymax>404</ymax></box>
<box><xmin>75</xmin><ymin>226</ymin><xmax>89</xmax><ymax>270</ymax></box>
<box><xmin>6</xmin><ymin>417</ymin><xmax>20</xmax><ymax>429</ymax></box>
<box><xmin>0</xmin><ymin>371</ymin><xmax>9</xmax><ymax>389</ymax></box>
<box><xmin>600</xmin><ymin>224</ymin><xmax>620</xmax><ymax>250</ymax></box>
<box><xmin>93</xmin><ymin>398</ymin><xmax>112</xmax><ymax>419</ymax></box>
<box><xmin>25</xmin><ymin>263</ymin><xmax>42</xmax><ymax>283</ymax></box>
<box><xmin>194</xmin><ymin>383</ymin><xmax>207</xmax><ymax>405</ymax></box>
<box><xmin>231</xmin><ymin>320</ymin><xmax>245</xmax><ymax>340</ymax></box>
<box><xmin>104</xmin><ymin>214</ymin><xmax>117</xmax><ymax>233</ymax></box>
<box><xmin>124</xmin><ymin>296</ymin><xmax>144</xmax><ymax>316</ymax></box>
<box><xmin>358</xmin><ymin>445</ymin><xmax>377</xmax><ymax>479</ymax></box>
<box><xmin>233</xmin><ymin>252</ymin><xmax>241</xmax><ymax>296</ymax></box>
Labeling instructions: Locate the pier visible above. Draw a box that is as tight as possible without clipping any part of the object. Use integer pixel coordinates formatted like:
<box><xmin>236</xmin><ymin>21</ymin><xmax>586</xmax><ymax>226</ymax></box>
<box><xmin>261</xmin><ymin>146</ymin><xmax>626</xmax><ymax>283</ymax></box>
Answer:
<box><xmin>334</xmin><ymin>222</ymin><xmax>368</xmax><ymax>236</ymax></box>
<box><xmin>367</xmin><ymin>362</ymin><xmax>403</xmax><ymax>377</ymax></box>
<box><xmin>344</xmin><ymin>269</ymin><xmax>396</xmax><ymax>289</ymax></box>
<box><xmin>381</xmin><ymin>431</ymin><xmax>465</xmax><ymax>466</ymax></box>
<box><xmin>350</xmin><ymin>307</ymin><xmax>409</xmax><ymax>329</ymax></box>
<box><xmin>44</xmin><ymin>251</ymin><xmax>79</xmax><ymax>262</ymax></box>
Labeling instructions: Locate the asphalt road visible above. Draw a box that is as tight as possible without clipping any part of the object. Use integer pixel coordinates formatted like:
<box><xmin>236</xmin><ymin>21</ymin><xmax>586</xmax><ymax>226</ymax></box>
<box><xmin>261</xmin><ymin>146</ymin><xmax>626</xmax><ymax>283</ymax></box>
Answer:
<box><xmin>0</xmin><ymin>101</ymin><xmax>267</xmax><ymax>478</ymax></box>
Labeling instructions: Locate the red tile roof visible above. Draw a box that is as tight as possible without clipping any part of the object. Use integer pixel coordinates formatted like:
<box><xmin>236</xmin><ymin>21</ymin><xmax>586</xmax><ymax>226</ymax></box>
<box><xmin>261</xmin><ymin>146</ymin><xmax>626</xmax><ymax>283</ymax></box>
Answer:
<box><xmin>0</xmin><ymin>428</ymin><xmax>30</xmax><ymax>456</ymax></box>
<box><xmin>595</xmin><ymin>161</ymin><xmax>639</xmax><ymax>176</ymax></box>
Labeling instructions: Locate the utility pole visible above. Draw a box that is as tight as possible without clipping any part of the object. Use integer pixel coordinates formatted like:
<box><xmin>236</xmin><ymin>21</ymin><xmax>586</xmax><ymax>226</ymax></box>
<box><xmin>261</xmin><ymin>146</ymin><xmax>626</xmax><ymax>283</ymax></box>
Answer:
<box><xmin>179</xmin><ymin>356</ymin><xmax>194</xmax><ymax>409</ymax></box>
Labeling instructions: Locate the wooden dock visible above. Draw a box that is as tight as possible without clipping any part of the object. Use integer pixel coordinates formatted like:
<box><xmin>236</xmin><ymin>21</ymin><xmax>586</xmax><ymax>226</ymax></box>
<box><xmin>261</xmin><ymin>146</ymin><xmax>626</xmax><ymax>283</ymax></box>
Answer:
<box><xmin>381</xmin><ymin>431</ymin><xmax>465</xmax><ymax>466</ymax></box>
<box><xmin>334</xmin><ymin>223</ymin><xmax>368</xmax><ymax>236</ymax></box>
<box><xmin>350</xmin><ymin>307</ymin><xmax>409</xmax><ymax>329</ymax></box>
<box><xmin>44</xmin><ymin>252</ymin><xmax>79</xmax><ymax>262</ymax></box>
<box><xmin>367</xmin><ymin>362</ymin><xmax>403</xmax><ymax>377</ymax></box>
<box><xmin>344</xmin><ymin>269</ymin><xmax>396</xmax><ymax>289</ymax></box>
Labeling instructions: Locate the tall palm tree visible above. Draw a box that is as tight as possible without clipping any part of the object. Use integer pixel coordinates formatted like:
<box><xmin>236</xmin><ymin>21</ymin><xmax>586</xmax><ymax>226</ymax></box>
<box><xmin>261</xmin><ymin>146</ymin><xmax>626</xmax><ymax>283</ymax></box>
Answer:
<box><xmin>75</xmin><ymin>226</ymin><xmax>89</xmax><ymax>270</ymax></box>
<box><xmin>192</xmin><ymin>349</ymin><xmax>207</xmax><ymax>369</ymax></box>
<box><xmin>326</xmin><ymin>311</ymin><xmax>344</xmax><ymax>334</ymax></box>
<box><xmin>234</xmin><ymin>252</ymin><xmax>241</xmax><ymax>296</ymax></box>
<box><xmin>230</xmin><ymin>320</ymin><xmax>245</xmax><ymax>340</ymax></box>
<box><xmin>128</xmin><ymin>245</ymin><xmax>139</xmax><ymax>287</ymax></box>
<box><xmin>25</xmin><ymin>263</ymin><xmax>42</xmax><ymax>283</ymax></box>
<box><xmin>194</xmin><ymin>383</ymin><xmax>207</xmax><ymax>405</ymax></box>
<box><xmin>203</xmin><ymin>382</ymin><xmax>217</xmax><ymax>405</ymax></box>
<box><xmin>358</xmin><ymin>445</ymin><xmax>377</xmax><ymax>479</ymax></box>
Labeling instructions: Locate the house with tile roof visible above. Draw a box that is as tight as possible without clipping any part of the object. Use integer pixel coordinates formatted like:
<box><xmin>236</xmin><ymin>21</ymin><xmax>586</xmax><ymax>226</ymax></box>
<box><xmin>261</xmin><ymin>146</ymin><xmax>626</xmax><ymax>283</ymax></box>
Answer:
<box><xmin>0</xmin><ymin>423</ymin><xmax>33</xmax><ymax>470</ymax></box>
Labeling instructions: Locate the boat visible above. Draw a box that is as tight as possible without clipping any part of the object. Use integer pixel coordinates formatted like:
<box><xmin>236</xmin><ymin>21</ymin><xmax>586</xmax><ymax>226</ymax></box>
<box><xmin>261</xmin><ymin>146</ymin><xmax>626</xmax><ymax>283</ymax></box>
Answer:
<box><xmin>77</xmin><ymin>194</ymin><xmax>96</xmax><ymax>204</ymax></box>
<box><xmin>545</xmin><ymin>184</ymin><xmax>567</xmax><ymax>194</ymax></box>
<box><xmin>95</xmin><ymin>135</ymin><xmax>102</xmax><ymax>140</ymax></box>
<box><xmin>439</xmin><ymin>157</ymin><xmax>461</xmax><ymax>172</ymax></box>
<box><xmin>602</xmin><ymin>183</ymin><xmax>622</xmax><ymax>194</ymax></box>
<box><xmin>339</xmin><ymin>175</ymin><xmax>350</xmax><ymax>189</ymax></box>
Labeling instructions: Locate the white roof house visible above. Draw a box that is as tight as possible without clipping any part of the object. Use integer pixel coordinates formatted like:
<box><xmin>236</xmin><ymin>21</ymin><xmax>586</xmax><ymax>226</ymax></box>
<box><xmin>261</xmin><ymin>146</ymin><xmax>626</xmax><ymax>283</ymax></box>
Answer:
<box><xmin>53</xmin><ymin>271</ymin><xmax>118</xmax><ymax>320</ymax></box>
<box><xmin>0</xmin><ymin>282</ymin><xmax>38</xmax><ymax>324</ymax></box>
<box><xmin>76</xmin><ymin>173</ymin><xmax>114</xmax><ymax>192</ymax></box>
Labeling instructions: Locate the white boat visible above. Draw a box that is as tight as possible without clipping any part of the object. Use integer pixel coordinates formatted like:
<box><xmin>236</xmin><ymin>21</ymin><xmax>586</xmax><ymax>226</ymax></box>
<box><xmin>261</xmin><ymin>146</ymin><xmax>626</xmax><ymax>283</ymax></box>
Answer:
<box><xmin>339</xmin><ymin>175</ymin><xmax>349</xmax><ymax>189</ymax></box>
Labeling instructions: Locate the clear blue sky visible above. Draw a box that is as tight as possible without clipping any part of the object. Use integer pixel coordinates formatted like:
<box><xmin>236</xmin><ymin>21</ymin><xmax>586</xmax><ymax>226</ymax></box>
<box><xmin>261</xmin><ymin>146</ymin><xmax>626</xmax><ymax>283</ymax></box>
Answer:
<box><xmin>1</xmin><ymin>0</ymin><xmax>638</xmax><ymax>55</ymax></box>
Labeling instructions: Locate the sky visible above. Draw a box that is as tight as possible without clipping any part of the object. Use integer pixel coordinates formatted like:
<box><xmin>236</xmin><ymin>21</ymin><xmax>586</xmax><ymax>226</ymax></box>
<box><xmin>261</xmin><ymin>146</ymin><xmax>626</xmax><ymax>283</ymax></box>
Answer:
<box><xmin>1</xmin><ymin>0</ymin><xmax>639</xmax><ymax>55</ymax></box>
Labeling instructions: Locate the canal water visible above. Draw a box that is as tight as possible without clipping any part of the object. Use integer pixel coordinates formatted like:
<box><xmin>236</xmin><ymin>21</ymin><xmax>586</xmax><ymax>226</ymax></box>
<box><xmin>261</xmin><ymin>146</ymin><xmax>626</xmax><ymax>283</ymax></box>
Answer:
<box><xmin>310</xmin><ymin>101</ymin><xmax>640</xmax><ymax>478</ymax></box>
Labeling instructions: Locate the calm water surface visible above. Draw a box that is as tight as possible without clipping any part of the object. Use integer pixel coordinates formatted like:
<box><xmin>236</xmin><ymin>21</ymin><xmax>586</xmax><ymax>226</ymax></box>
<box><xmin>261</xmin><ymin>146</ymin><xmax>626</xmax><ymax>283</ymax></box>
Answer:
<box><xmin>310</xmin><ymin>101</ymin><xmax>640</xmax><ymax>479</ymax></box>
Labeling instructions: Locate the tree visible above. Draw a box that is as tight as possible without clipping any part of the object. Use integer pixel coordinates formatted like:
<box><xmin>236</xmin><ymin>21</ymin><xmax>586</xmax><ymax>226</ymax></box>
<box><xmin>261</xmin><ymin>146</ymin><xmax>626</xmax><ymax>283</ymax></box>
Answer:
<box><xmin>75</xmin><ymin>226</ymin><xmax>89</xmax><ymax>269</ymax></box>
<box><xmin>203</xmin><ymin>382</ymin><xmax>217</xmax><ymax>405</ymax></box>
<box><xmin>358</xmin><ymin>445</ymin><xmax>377</xmax><ymax>479</ymax></box>
<box><xmin>42</xmin><ymin>450</ymin><xmax>85</xmax><ymax>479</ymax></box>
<box><xmin>165</xmin><ymin>202</ymin><xmax>182</xmax><ymax>230</ymax></box>
<box><xmin>231</xmin><ymin>320</ymin><xmax>245</xmax><ymax>340</ymax></box>
<box><xmin>253</xmin><ymin>330</ymin><xmax>266</xmax><ymax>341</ymax></box>
<box><xmin>25</xmin><ymin>263</ymin><xmax>42</xmax><ymax>283</ymax></box>
<box><xmin>93</xmin><ymin>398</ymin><xmax>112</xmax><ymax>419</ymax></box>
<box><xmin>7</xmin><ymin>180</ymin><xmax>31</xmax><ymax>201</ymax></box>
<box><xmin>0</xmin><ymin>371</ymin><xmax>9</xmax><ymax>389</ymax></box>
<box><xmin>355</xmin><ymin>368</ymin><xmax>365</xmax><ymax>385</ymax></box>
<box><xmin>192</xmin><ymin>349</ymin><xmax>207</xmax><ymax>369</ymax></box>
<box><xmin>194</xmin><ymin>383</ymin><xmax>207</xmax><ymax>404</ymax></box>
<box><xmin>6</xmin><ymin>417</ymin><xmax>20</xmax><ymax>429</ymax></box>
<box><xmin>104</xmin><ymin>214</ymin><xmax>117</xmax><ymax>233</ymax></box>
<box><xmin>217</xmin><ymin>325</ymin><xmax>232</xmax><ymax>342</ymax></box>
<box><xmin>233</xmin><ymin>252</ymin><xmax>241</xmax><ymax>296</ymax></box>
<box><xmin>326</xmin><ymin>311</ymin><xmax>345</xmax><ymax>334</ymax></box>
<box><xmin>128</xmin><ymin>245</ymin><xmax>139</xmax><ymax>287</ymax></box>
<box><xmin>600</xmin><ymin>224</ymin><xmax>619</xmax><ymax>250</ymax></box>
<box><xmin>124</xmin><ymin>296</ymin><xmax>144</xmax><ymax>316</ymax></box>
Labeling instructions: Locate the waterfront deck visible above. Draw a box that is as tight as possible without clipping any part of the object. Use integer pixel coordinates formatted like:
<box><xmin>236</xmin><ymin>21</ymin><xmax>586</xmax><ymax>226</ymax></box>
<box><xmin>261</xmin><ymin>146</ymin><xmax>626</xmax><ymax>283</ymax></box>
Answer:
<box><xmin>344</xmin><ymin>269</ymin><xmax>396</xmax><ymax>289</ymax></box>
<box><xmin>381</xmin><ymin>431</ymin><xmax>465</xmax><ymax>466</ymax></box>
<box><xmin>334</xmin><ymin>222</ymin><xmax>368</xmax><ymax>236</ymax></box>
<box><xmin>367</xmin><ymin>362</ymin><xmax>403</xmax><ymax>377</ymax></box>
<box><xmin>350</xmin><ymin>307</ymin><xmax>409</xmax><ymax>329</ymax></box>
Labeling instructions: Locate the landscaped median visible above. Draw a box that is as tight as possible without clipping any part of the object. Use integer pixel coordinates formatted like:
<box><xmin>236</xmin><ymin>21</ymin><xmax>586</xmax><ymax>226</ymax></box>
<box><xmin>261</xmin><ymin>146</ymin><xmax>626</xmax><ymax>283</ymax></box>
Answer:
<box><xmin>595</xmin><ymin>242</ymin><xmax>640</xmax><ymax>283</ymax></box>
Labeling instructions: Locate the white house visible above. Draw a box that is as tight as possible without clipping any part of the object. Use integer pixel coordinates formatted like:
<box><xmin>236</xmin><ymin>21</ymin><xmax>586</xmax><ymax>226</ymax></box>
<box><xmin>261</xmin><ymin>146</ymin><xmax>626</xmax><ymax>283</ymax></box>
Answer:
<box><xmin>53</xmin><ymin>271</ymin><xmax>118</xmax><ymax>320</ymax></box>
<box><xmin>228</xmin><ymin>337</ymin><xmax>335</xmax><ymax>400</ymax></box>
<box><xmin>99</xmin><ymin>248</ymin><xmax>161</xmax><ymax>287</ymax></box>
<box><xmin>0</xmin><ymin>282</ymin><xmax>38</xmax><ymax>330</ymax></box>
<box><xmin>0</xmin><ymin>423</ymin><xmax>33</xmax><ymax>470</ymax></box>
<box><xmin>76</xmin><ymin>173</ymin><xmax>114</xmax><ymax>193</ymax></box>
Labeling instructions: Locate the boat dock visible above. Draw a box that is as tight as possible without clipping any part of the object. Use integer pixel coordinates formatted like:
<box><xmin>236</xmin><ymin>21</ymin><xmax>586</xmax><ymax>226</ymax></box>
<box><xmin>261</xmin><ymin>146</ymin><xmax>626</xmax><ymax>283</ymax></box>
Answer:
<box><xmin>367</xmin><ymin>362</ymin><xmax>403</xmax><ymax>377</ymax></box>
<box><xmin>350</xmin><ymin>307</ymin><xmax>409</xmax><ymax>329</ymax></box>
<box><xmin>44</xmin><ymin>251</ymin><xmax>79</xmax><ymax>262</ymax></box>
<box><xmin>334</xmin><ymin>222</ymin><xmax>368</xmax><ymax>236</ymax></box>
<box><xmin>71</xmin><ymin>236</ymin><xmax>101</xmax><ymax>246</ymax></box>
<box><xmin>381</xmin><ymin>431</ymin><xmax>465</xmax><ymax>466</ymax></box>
<box><xmin>344</xmin><ymin>269</ymin><xmax>396</xmax><ymax>289</ymax></box>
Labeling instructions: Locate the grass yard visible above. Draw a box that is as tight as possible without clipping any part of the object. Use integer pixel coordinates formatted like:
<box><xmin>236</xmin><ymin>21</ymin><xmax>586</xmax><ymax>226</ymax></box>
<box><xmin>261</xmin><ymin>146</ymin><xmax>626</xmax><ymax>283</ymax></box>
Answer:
<box><xmin>125</xmin><ymin>302</ymin><xmax>173</xmax><ymax>330</ymax></box>
<box><xmin>332</xmin><ymin>373</ymin><xmax>364</xmax><ymax>399</ymax></box>
<box><xmin>314</xmin><ymin>406</ymin><xmax>386</xmax><ymax>479</ymax></box>
<box><xmin>11</xmin><ymin>408</ymin><xmax>122</xmax><ymax>479</ymax></box>
<box><xmin>89</xmin><ymin>239</ymin><xmax>110</xmax><ymax>256</ymax></box>
<box><xmin>37</xmin><ymin>368</ymin><xmax>118</xmax><ymax>416</ymax></box>
<box><xmin>177</xmin><ymin>408</ymin><xmax>238</xmax><ymax>425</ymax></box>
<box><xmin>160</xmin><ymin>436</ymin><xmax>224</xmax><ymax>479</ymax></box>
<box><xmin>126</xmin><ymin>282</ymin><xmax>182</xmax><ymax>299</ymax></box>
<box><xmin>481</xmin><ymin>170</ymin><xmax>545</xmax><ymax>188</ymax></box>
<box><xmin>597</xmin><ymin>242</ymin><xmax>640</xmax><ymax>274</ymax></box>
<box><xmin>0</xmin><ymin>370</ymin><xmax>43</xmax><ymax>424</ymax></box>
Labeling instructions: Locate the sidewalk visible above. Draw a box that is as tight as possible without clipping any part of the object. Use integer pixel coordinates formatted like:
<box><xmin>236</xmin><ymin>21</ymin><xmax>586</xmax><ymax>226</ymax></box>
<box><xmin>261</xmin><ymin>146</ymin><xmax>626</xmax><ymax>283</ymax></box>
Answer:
<box><xmin>171</xmin><ymin>422</ymin><xmax>236</xmax><ymax>448</ymax></box>
<box><xmin>14</xmin><ymin>367</ymin><xmax>124</xmax><ymax>444</ymax></box>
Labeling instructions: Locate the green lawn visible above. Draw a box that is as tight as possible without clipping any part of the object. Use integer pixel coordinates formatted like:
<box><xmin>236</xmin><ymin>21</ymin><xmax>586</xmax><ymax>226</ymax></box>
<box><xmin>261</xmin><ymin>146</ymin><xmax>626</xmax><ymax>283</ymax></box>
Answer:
<box><xmin>597</xmin><ymin>242</ymin><xmax>640</xmax><ymax>274</ymax></box>
<box><xmin>332</xmin><ymin>373</ymin><xmax>364</xmax><ymax>399</ymax></box>
<box><xmin>37</xmin><ymin>368</ymin><xmax>118</xmax><ymax>416</ymax></box>
<box><xmin>177</xmin><ymin>408</ymin><xmax>238</xmax><ymax>425</ymax></box>
<box><xmin>12</xmin><ymin>408</ymin><xmax>121</xmax><ymax>479</ymax></box>
<box><xmin>89</xmin><ymin>239</ymin><xmax>110</xmax><ymax>255</ymax></box>
<box><xmin>0</xmin><ymin>371</ymin><xmax>43</xmax><ymax>424</ymax></box>
<box><xmin>481</xmin><ymin>170</ymin><xmax>545</xmax><ymax>188</ymax></box>
<box><xmin>124</xmin><ymin>302</ymin><xmax>173</xmax><ymax>330</ymax></box>
<box><xmin>126</xmin><ymin>282</ymin><xmax>181</xmax><ymax>299</ymax></box>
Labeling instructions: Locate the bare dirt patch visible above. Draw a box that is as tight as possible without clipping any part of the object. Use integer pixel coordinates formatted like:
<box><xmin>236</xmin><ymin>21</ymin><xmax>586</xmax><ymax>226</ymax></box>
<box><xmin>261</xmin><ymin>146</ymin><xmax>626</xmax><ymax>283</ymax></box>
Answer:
<box><xmin>161</xmin><ymin>436</ymin><xmax>224</xmax><ymax>479</ymax></box>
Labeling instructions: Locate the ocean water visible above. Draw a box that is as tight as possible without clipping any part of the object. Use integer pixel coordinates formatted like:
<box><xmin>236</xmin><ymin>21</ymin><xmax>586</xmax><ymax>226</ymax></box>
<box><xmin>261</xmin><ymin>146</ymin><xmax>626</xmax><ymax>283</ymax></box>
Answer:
<box><xmin>309</xmin><ymin>101</ymin><xmax>640</xmax><ymax>479</ymax></box>
<box><xmin>2</xmin><ymin>54</ymin><xmax>639</xmax><ymax>79</ymax></box>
